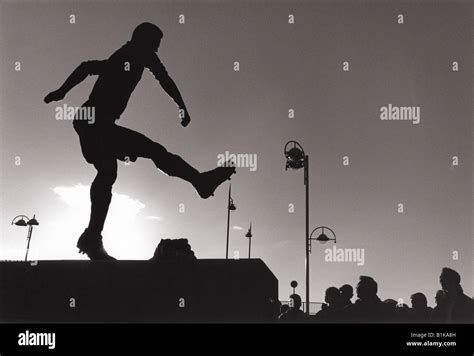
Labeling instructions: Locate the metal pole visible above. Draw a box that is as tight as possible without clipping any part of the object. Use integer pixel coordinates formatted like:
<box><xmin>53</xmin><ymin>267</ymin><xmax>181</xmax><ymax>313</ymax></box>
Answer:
<box><xmin>248</xmin><ymin>237</ymin><xmax>251</xmax><ymax>259</ymax></box>
<box><xmin>225</xmin><ymin>185</ymin><xmax>231</xmax><ymax>259</ymax></box>
<box><xmin>25</xmin><ymin>225</ymin><xmax>33</xmax><ymax>262</ymax></box>
<box><xmin>304</xmin><ymin>155</ymin><xmax>310</xmax><ymax>315</ymax></box>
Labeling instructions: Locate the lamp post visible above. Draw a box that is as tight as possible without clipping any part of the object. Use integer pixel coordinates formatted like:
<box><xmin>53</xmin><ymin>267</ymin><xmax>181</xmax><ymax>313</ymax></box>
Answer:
<box><xmin>11</xmin><ymin>214</ymin><xmax>39</xmax><ymax>261</ymax></box>
<box><xmin>309</xmin><ymin>226</ymin><xmax>337</xmax><ymax>313</ymax></box>
<box><xmin>225</xmin><ymin>184</ymin><xmax>236</xmax><ymax>259</ymax></box>
<box><xmin>245</xmin><ymin>223</ymin><xmax>252</xmax><ymax>259</ymax></box>
<box><xmin>284</xmin><ymin>140</ymin><xmax>310</xmax><ymax>314</ymax></box>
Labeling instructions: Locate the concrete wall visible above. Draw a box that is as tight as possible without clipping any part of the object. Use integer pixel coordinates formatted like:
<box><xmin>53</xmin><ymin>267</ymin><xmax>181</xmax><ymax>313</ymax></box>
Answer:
<box><xmin>0</xmin><ymin>259</ymin><xmax>278</xmax><ymax>323</ymax></box>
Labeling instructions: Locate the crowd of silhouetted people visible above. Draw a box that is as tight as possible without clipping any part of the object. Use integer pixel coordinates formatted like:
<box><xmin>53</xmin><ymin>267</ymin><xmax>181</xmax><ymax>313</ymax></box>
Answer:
<box><xmin>276</xmin><ymin>267</ymin><xmax>474</xmax><ymax>323</ymax></box>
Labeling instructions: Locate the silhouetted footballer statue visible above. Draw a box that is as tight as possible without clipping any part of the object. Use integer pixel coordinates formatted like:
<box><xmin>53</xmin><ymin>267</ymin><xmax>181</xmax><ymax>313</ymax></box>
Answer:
<box><xmin>44</xmin><ymin>23</ymin><xmax>236</xmax><ymax>260</ymax></box>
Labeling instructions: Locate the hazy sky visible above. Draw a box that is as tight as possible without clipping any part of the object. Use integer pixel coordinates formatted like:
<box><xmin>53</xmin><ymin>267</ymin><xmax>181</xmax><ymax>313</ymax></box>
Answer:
<box><xmin>0</xmin><ymin>0</ymin><xmax>472</xmax><ymax>308</ymax></box>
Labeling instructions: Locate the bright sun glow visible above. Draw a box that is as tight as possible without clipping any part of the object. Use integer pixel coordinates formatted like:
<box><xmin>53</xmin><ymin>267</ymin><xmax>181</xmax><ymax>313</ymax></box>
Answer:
<box><xmin>36</xmin><ymin>183</ymin><xmax>159</xmax><ymax>260</ymax></box>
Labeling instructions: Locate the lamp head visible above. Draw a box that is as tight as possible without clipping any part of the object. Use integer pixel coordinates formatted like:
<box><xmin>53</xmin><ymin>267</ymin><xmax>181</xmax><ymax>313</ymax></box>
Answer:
<box><xmin>27</xmin><ymin>215</ymin><xmax>39</xmax><ymax>226</ymax></box>
<box><xmin>284</xmin><ymin>141</ymin><xmax>305</xmax><ymax>170</ymax></box>
<box><xmin>245</xmin><ymin>224</ymin><xmax>252</xmax><ymax>238</ymax></box>
<box><xmin>14</xmin><ymin>218</ymin><xmax>28</xmax><ymax>227</ymax></box>
<box><xmin>316</xmin><ymin>232</ymin><xmax>330</xmax><ymax>243</ymax></box>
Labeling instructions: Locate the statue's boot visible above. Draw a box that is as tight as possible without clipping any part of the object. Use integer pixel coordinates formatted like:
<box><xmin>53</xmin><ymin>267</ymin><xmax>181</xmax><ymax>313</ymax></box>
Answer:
<box><xmin>193</xmin><ymin>165</ymin><xmax>236</xmax><ymax>199</ymax></box>
<box><xmin>77</xmin><ymin>228</ymin><xmax>116</xmax><ymax>260</ymax></box>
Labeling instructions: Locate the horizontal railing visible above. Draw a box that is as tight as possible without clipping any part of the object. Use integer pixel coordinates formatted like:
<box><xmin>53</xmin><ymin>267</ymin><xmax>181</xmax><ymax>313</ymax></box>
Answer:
<box><xmin>280</xmin><ymin>301</ymin><xmax>324</xmax><ymax>315</ymax></box>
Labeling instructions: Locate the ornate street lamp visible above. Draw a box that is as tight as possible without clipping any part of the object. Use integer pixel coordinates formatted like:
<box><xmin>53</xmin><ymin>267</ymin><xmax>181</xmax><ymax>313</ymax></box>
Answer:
<box><xmin>11</xmin><ymin>214</ymin><xmax>39</xmax><ymax>261</ymax></box>
<box><xmin>245</xmin><ymin>222</ymin><xmax>252</xmax><ymax>259</ymax></box>
<box><xmin>225</xmin><ymin>184</ymin><xmax>236</xmax><ymax>259</ymax></box>
<box><xmin>284</xmin><ymin>140</ymin><xmax>310</xmax><ymax>314</ymax></box>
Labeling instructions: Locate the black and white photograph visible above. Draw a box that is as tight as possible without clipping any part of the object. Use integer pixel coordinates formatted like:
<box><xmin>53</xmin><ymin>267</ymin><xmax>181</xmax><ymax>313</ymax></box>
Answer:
<box><xmin>0</xmin><ymin>0</ymin><xmax>472</xmax><ymax>353</ymax></box>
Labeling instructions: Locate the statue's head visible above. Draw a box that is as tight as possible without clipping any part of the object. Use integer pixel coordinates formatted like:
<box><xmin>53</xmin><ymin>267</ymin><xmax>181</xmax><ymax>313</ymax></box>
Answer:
<box><xmin>131</xmin><ymin>22</ymin><xmax>163</xmax><ymax>53</ymax></box>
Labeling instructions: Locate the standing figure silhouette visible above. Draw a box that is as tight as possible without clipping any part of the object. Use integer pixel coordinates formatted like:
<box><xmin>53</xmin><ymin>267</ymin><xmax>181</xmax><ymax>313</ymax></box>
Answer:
<box><xmin>44</xmin><ymin>23</ymin><xmax>235</xmax><ymax>260</ymax></box>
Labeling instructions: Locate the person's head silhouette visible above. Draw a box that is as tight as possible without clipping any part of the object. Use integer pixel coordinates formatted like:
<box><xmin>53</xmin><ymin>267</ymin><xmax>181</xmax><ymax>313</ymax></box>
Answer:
<box><xmin>131</xmin><ymin>22</ymin><xmax>163</xmax><ymax>53</ymax></box>
<box><xmin>410</xmin><ymin>292</ymin><xmax>428</xmax><ymax>310</ymax></box>
<box><xmin>289</xmin><ymin>294</ymin><xmax>302</xmax><ymax>311</ymax></box>
<box><xmin>440</xmin><ymin>267</ymin><xmax>461</xmax><ymax>293</ymax></box>
<box><xmin>324</xmin><ymin>287</ymin><xmax>341</xmax><ymax>307</ymax></box>
<box><xmin>356</xmin><ymin>276</ymin><xmax>378</xmax><ymax>300</ymax></box>
<box><xmin>383</xmin><ymin>298</ymin><xmax>397</xmax><ymax>308</ymax></box>
<box><xmin>340</xmin><ymin>284</ymin><xmax>354</xmax><ymax>303</ymax></box>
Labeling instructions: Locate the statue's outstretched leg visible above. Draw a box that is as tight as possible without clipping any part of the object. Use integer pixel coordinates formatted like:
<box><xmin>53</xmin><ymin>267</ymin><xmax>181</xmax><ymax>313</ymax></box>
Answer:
<box><xmin>149</xmin><ymin>144</ymin><xmax>235</xmax><ymax>198</ymax></box>
<box><xmin>113</xmin><ymin>125</ymin><xmax>236</xmax><ymax>198</ymax></box>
